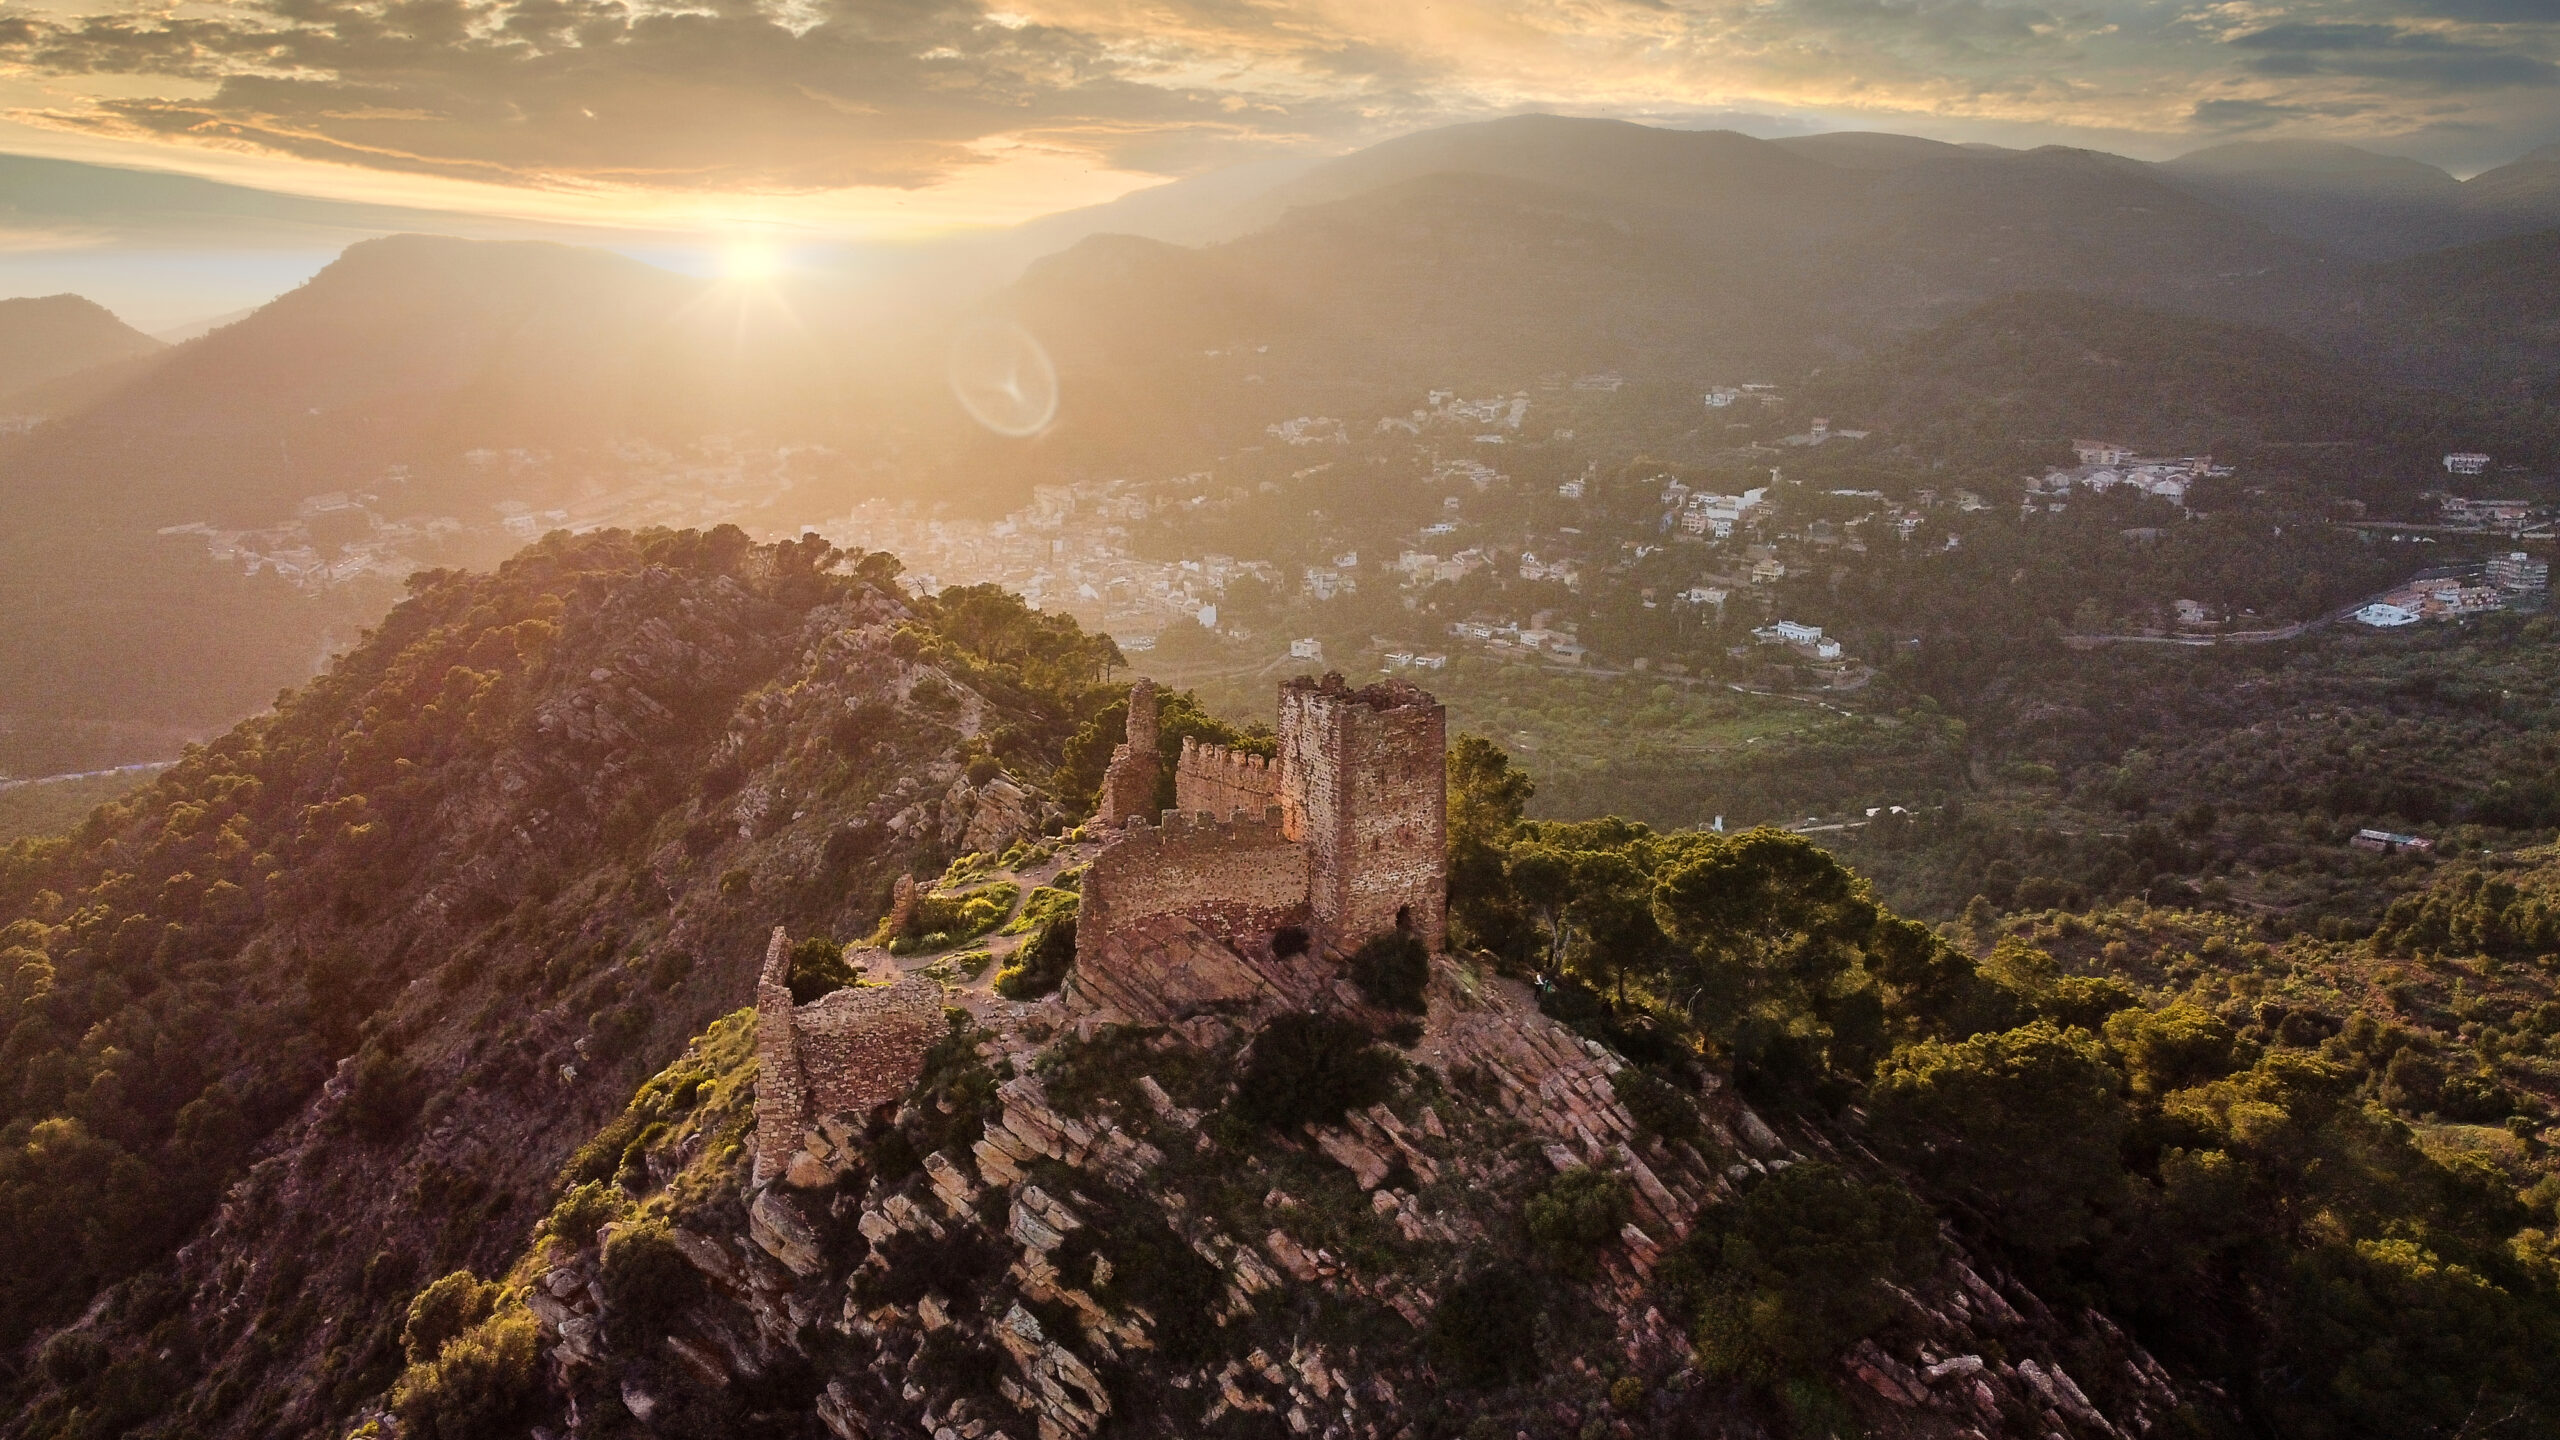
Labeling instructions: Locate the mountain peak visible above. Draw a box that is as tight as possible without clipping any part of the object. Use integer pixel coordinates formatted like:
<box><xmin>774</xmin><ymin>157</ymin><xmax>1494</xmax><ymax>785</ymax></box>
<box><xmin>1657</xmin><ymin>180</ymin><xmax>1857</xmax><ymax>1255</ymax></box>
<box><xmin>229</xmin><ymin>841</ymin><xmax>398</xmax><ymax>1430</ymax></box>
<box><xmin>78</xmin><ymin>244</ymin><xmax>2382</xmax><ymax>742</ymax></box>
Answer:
<box><xmin>0</xmin><ymin>291</ymin><xmax>162</xmax><ymax>404</ymax></box>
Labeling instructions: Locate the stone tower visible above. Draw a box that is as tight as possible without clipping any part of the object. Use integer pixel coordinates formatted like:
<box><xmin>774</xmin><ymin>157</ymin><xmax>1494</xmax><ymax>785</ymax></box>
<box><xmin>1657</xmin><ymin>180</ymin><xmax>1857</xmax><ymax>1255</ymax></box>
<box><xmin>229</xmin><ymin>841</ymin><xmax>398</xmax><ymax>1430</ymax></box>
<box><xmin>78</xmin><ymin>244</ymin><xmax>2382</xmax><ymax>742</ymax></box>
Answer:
<box><xmin>1096</xmin><ymin>677</ymin><xmax>1161</xmax><ymax>827</ymax></box>
<box><xmin>1277</xmin><ymin>673</ymin><xmax>1447</xmax><ymax>952</ymax></box>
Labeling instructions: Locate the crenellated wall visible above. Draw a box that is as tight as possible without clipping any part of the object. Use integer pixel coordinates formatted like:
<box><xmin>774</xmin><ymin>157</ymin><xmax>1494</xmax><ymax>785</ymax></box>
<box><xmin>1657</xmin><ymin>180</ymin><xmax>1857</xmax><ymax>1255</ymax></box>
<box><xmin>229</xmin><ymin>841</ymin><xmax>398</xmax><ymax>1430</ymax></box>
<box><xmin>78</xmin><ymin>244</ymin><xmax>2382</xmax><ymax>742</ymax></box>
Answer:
<box><xmin>1174</xmin><ymin>736</ymin><xmax>1281</xmax><ymax>819</ymax></box>
<box><xmin>1079</xmin><ymin>807</ymin><xmax>1310</xmax><ymax>964</ymax></box>
<box><xmin>752</xmin><ymin>926</ymin><xmax>945</xmax><ymax>1187</ymax></box>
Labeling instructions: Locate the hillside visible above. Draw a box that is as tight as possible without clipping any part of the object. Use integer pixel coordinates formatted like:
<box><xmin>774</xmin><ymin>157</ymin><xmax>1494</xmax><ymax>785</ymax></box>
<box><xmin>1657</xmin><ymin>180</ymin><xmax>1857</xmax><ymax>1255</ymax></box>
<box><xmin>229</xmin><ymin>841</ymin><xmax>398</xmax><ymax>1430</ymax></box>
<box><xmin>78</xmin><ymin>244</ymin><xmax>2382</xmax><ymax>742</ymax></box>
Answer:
<box><xmin>1004</xmin><ymin>118</ymin><xmax>2335</xmax><ymax>399</ymax></box>
<box><xmin>0</xmin><ymin>235</ymin><xmax>940</xmax><ymax>778</ymax></box>
<box><xmin>0</xmin><ymin>295</ymin><xmax>162</xmax><ymax>409</ymax></box>
<box><xmin>0</xmin><ymin>537</ymin><xmax>2552</xmax><ymax>1439</ymax></box>
<box><xmin>1804</xmin><ymin>291</ymin><xmax>2560</xmax><ymax>497</ymax></box>
<box><xmin>2460</xmin><ymin>143</ymin><xmax>2560</xmax><ymax>232</ymax></box>
<box><xmin>2155</xmin><ymin>140</ymin><xmax>2479</xmax><ymax>260</ymax></box>
<box><xmin>2345</xmin><ymin>230</ymin><xmax>2560</xmax><ymax>402</ymax></box>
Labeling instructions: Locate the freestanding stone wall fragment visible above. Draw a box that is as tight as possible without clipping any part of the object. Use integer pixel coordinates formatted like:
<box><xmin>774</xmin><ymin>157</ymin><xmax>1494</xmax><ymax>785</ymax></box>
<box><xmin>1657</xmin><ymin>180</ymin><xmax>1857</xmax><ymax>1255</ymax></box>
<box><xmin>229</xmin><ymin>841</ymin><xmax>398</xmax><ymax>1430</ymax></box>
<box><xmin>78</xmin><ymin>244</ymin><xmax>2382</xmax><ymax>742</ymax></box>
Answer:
<box><xmin>752</xmin><ymin>925</ymin><xmax>945</xmax><ymax>1187</ymax></box>
<box><xmin>1096</xmin><ymin>678</ymin><xmax>1160</xmax><ymax>828</ymax></box>
<box><xmin>1278</xmin><ymin>674</ymin><xmax>1447</xmax><ymax>952</ymax></box>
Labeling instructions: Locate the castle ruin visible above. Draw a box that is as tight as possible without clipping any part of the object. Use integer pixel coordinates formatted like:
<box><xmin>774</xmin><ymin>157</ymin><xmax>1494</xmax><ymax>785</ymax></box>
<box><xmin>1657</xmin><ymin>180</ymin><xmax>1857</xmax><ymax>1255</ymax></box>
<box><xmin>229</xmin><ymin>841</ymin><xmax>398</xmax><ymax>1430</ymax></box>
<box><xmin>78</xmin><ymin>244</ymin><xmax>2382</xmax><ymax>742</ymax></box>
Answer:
<box><xmin>1094</xmin><ymin>677</ymin><xmax>1160</xmax><ymax>828</ymax></box>
<box><xmin>1082</xmin><ymin>673</ymin><xmax>1446</xmax><ymax>973</ymax></box>
<box><xmin>751</xmin><ymin>927</ymin><xmax>945</xmax><ymax>1186</ymax></box>
<box><xmin>751</xmin><ymin>673</ymin><xmax>1447</xmax><ymax>1181</ymax></box>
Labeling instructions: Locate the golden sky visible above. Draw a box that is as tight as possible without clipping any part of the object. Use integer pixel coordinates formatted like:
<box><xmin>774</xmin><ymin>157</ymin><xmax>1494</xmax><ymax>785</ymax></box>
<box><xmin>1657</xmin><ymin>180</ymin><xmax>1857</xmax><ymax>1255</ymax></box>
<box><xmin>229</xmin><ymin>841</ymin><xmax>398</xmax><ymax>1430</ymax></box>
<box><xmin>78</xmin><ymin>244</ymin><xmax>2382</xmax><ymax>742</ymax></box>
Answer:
<box><xmin>0</xmin><ymin>0</ymin><xmax>2555</xmax><ymax>236</ymax></box>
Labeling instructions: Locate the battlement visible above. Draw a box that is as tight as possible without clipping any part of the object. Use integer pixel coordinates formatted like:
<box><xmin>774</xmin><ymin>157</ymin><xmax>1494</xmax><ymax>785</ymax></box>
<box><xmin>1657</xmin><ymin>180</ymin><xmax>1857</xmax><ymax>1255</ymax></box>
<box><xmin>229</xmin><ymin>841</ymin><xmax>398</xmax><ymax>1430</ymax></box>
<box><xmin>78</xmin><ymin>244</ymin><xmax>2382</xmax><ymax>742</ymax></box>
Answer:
<box><xmin>752</xmin><ymin>927</ymin><xmax>944</xmax><ymax>1187</ymax></box>
<box><xmin>1175</xmin><ymin>736</ymin><xmax>1281</xmax><ymax>819</ymax></box>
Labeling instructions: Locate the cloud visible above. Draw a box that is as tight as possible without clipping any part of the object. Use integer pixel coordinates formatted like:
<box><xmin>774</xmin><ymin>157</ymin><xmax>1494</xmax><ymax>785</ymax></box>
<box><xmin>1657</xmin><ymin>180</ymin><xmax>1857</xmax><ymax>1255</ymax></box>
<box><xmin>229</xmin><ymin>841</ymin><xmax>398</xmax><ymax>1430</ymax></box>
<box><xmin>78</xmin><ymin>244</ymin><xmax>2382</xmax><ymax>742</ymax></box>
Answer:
<box><xmin>2231</xmin><ymin>19</ymin><xmax>2558</xmax><ymax>91</ymax></box>
<box><xmin>0</xmin><ymin>0</ymin><xmax>2553</xmax><ymax>196</ymax></box>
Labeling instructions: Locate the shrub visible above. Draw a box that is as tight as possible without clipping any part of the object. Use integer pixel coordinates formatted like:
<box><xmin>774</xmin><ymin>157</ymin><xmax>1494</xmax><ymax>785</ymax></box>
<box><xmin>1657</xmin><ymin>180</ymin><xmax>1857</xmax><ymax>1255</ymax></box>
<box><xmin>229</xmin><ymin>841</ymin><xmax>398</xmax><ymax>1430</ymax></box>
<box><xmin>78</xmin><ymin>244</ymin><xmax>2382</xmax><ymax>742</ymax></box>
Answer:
<box><xmin>1425</xmin><ymin>1264</ymin><xmax>1545</xmax><ymax>1389</ymax></box>
<box><xmin>1656</xmin><ymin>1163</ymin><xmax>1938</xmax><ymax>1385</ymax></box>
<box><xmin>887</xmin><ymin>883</ymin><xmax>1020</xmax><ymax>954</ymax></box>
<box><xmin>1614</xmin><ymin>1067</ymin><xmax>1704</xmax><ymax>1147</ymax></box>
<box><xmin>38</xmin><ymin>1329</ymin><xmax>108</xmax><ymax>1385</ymax></box>
<box><xmin>1526</xmin><ymin>1166</ymin><xmax>1631</xmax><ymax>1274</ymax></box>
<box><xmin>541</xmin><ymin>1181</ymin><xmax>628</xmax><ymax>1250</ymax></box>
<box><xmin>400</xmin><ymin>1272</ymin><xmax>500</xmax><ymax>1367</ymax></box>
<box><xmin>788</xmin><ymin>936</ymin><xmax>860</xmax><ymax>1003</ymax></box>
<box><xmin>598</xmin><ymin>1219</ymin><xmax>699</xmax><ymax>1345</ymax></box>
<box><xmin>647</xmin><ymin>950</ymin><xmax>693</xmax><ymax>991</ymax></box>
<box><xmin>345</xmin><ymin>1042</ymin><xmax>419</xmax><ymax>1142</ymax></box>
<box><xmin>1349</xmin><ymin>931</ymin><xmax>1430</xmax><ymax>1013</ymax></box>
<box><xmin>388</xmin><ymin>1309</ymin><xmax>543</xmax><ymax>1440</ymax></box>
<box><xmin>1057</xmin><ymin>1207</ymin><xmax>1228</xmax><ymax>1364</ymax></box>
<box><xmin>994</xmin><ymin>916</ymin><xmax>1076</xmax><ymax>1000</ymax></box>
<box><xmin>1230</xmin><ymin>1012</ymin><xmax>1400</xmax><ymax>1131</ymax></box>
<box><xmin>587</xmin><ymin>1002</ymin><xmax>648</xmax><ymax>1063</ymax></box>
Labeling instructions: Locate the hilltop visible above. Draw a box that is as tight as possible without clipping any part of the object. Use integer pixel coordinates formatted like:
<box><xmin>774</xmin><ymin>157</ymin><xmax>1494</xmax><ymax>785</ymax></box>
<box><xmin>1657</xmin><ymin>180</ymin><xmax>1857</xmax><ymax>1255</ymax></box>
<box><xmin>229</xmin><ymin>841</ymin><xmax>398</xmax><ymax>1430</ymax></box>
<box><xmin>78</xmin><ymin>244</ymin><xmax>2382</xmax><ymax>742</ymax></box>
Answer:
<box><xmin>0</xmin><ymin>295</ymin><xmax>161</xmax><ymax>410</ymax></box>
<box><xmin>0</xmin><ymin>536</ymin><xmax>2553</xmax><ymax>1439</ymax></box>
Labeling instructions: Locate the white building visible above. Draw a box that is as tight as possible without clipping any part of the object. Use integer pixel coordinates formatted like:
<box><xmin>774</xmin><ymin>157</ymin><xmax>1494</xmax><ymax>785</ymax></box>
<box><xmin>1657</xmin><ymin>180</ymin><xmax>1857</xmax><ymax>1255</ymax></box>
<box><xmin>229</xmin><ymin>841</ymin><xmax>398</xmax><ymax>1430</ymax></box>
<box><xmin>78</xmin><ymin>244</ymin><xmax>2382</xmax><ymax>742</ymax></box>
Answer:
<box><xmin>2444</xmin><ymin>452</ymin><xmax>2492</xmax><ymax>476</ymax></box>
<box><xmin>2354</xmin><ymin>603</ymin><xmax>2419</xmax><ymax>628</ymax></box>
<box><xmin>1289</xmin><ymin>637</ymin><xmax>1324</xmax><ymax>660</ymax></box>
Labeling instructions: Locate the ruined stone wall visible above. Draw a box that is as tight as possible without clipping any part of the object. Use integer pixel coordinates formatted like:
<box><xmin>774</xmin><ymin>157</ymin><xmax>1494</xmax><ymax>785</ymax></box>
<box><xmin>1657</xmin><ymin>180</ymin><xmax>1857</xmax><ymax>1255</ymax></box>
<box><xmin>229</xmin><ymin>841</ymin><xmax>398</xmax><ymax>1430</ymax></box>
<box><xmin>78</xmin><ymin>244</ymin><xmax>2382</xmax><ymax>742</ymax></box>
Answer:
<box><xmin>793</xmin><ymin>976</ymin><xmax>943</xmax><ymax>1117</ymax></box>
<box><xmin>1096</xmin><ymin>678</ymin><xmax>1160</xmax><ymax>828</ymax></box>
<box><xmin>752</xmin><ymin>928</ymin><xmax>807</xmax><ymax>1187</ymax></box>
<box><xmin>1278</xmin><ymin>674</ymin><xmax>1447</xmax><ymax>952</ymax></box>
<box><xmin>752</xmin><ymin>924</ymin><xmax>945</xmax><ymax>1187</ymax></box>
<box><xmin>1174</xmin><ymin>737</ymin><xmax>1280</xmax><ymax>819</ymax></box>
<box><xmin>1080</xmin><ymin>808</ymin><xmax>1310</xmax><ymax>963</ymax></box>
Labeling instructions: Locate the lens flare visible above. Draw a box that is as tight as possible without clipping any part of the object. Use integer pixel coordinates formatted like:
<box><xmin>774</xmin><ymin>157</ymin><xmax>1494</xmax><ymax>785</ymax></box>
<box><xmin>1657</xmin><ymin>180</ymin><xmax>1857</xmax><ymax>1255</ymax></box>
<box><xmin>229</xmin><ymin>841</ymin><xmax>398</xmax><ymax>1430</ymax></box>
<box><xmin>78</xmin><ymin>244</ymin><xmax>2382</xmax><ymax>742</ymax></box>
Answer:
<box><xmin>947</xmin><ymin>318</ymin><xmax>1059</xmax><ymax>437</ymax></box>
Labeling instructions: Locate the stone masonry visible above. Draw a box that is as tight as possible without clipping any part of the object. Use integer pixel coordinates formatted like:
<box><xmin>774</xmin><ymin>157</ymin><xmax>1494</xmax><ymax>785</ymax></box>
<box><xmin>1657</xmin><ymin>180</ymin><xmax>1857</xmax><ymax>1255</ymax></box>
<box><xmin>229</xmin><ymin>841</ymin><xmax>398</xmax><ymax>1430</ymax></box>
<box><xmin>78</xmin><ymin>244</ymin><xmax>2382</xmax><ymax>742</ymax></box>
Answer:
<box><xmin>1081</xmin><ymin>673</ymin><xmax>1447</xmax><ymax>989</ymax></box>
<box><xmin>1078</xmin><ymin>808</ymin><xmax>1310</xmax><ymax>958</ymax></box>
<box><xmin>1173</xmin><ymin>735</ymin><xmax>1281</xmax><ymax>817</ymax></box>
<box><xmin>752</xmin><ymin>927</ymin><xmax>945</xmax><ymax>1186</ymax></box>
<box><xmin>1279</xmin><ymin>674</ymin><xmax>1448</xmax><ymax>952</ymax></box>
<box><xmin>1095</xmin><ymin>678</ymin><xmax>1159</xmax><ymax>828</ymax></box>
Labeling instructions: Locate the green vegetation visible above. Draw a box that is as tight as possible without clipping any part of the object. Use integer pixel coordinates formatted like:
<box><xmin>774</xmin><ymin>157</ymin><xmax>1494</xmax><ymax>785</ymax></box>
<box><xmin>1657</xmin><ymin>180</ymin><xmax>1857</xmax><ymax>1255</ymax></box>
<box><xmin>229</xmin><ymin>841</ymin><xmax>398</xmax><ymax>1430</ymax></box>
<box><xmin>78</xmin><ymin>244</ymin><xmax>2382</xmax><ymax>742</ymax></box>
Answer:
<box><xmin>786</xmin><ymin>935</ymin><xmax>861</xmax><ymax>1002</ymax></box>
<box><xmin>993</xmin><ymin>911</ymin><xmax>1076</xmax><ymax>1000</ymax></box>
<box><xmin>1524</xmin><ymin>1165</ymin><xmax>1631</xmax><ymax>1274</ymax></box>
<box><xmin>1659</xmin><ymin>1163</ymin><xmax>1937</xmax><ymax>1385</ymax></box>
<box><xmin>1229</xmin><ymin>1013</ymin><xmax>1401</xmax><ymax>1132</ymax></box>
<box><xmin>1436</xmin><ymin>731</ymin><xmax>2560</xmax><ymax>1431</ymax></box>
<box><xmin>883</xmin><ymin>881</ymin><xmax>1020</xmax><ymax>954</ymax></box>
<box><xmin>1348</xmin><ymin>930</ymin><xmax>1429</xmax><ymax>1012</ymax></box>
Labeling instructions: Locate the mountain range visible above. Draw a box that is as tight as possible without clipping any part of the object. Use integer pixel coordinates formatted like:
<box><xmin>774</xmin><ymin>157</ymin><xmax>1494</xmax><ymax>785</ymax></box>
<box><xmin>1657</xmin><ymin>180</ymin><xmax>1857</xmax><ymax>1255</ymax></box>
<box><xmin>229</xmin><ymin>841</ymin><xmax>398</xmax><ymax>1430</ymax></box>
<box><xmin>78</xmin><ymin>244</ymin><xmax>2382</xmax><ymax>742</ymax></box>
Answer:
<box><xmin>3</xmin><ymin>114</ymin><xmax>2560</xmax><ymax>776</ymax></box>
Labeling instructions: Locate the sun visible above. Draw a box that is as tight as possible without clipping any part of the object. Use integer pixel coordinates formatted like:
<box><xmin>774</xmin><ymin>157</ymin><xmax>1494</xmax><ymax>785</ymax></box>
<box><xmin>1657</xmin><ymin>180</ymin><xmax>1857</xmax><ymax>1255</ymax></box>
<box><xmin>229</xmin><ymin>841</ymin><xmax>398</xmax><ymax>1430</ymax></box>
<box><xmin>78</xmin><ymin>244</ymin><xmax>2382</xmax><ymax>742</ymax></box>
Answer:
<box><xmin>718</xmin><ymin>238</ymin><xmax>785</xmax><ymax>282</ymax></box>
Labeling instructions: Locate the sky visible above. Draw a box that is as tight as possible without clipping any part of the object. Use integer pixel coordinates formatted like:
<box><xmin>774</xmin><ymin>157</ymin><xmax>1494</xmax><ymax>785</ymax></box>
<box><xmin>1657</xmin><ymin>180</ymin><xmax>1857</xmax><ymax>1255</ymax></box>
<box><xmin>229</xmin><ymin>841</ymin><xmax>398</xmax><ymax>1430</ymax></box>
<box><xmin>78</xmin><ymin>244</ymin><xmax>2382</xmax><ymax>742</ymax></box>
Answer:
<box><xmin>1</xmin><ymin>0</ymin><xmax>2557</xmax><ymax>325</ymax></box>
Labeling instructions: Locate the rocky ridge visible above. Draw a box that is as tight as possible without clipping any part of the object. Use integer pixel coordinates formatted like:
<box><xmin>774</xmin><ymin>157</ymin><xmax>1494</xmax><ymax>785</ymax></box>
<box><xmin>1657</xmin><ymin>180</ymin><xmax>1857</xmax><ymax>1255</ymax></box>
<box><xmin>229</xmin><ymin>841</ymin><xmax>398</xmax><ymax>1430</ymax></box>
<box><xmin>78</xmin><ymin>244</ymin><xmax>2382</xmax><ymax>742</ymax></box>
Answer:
<box><xmin>450</xmin><ymin>855</ymin><xmax>2207</xmax><ymax>1440</ymax></box>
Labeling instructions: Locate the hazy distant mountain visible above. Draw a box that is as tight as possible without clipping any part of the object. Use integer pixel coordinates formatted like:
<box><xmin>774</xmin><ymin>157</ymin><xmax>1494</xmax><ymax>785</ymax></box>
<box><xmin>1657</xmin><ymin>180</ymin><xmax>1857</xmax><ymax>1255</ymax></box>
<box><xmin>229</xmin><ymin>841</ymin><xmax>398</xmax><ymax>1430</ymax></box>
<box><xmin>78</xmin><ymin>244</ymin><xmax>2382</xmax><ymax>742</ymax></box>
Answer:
<box><xmin>999</xmin><ymin>116</ymin><xmax>2334</xmax><ymax>437</ymax></box>
<box><xmin>0</xmin><ymin>235</ymin><xmax>926</xmax><ymax>768</ymax></box>
<box><xmin>2157</xmin><ymin>140</ymin><xmax>2480</xmax><ymax>260</ymax></box>
<box><xmin>0</xmin><ymin>293</ymin><xmax>161</xmax><ymax>406</ymax></box>
<box><xmin>2462</xmin><ymin>143</ymin><xmax>2560</xmax><ymax>232</ymax></box>
<box><xmin>7</xmin><ymin>234</ymin><xmax>894</xmax><ymax>529</ymax></box>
